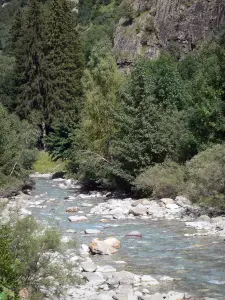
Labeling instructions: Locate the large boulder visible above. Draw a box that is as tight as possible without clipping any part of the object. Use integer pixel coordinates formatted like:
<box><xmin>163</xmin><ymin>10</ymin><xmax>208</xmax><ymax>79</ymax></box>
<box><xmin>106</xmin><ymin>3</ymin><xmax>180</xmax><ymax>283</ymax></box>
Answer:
<box><xmin>129</xmin><ymin>206</ymin><xmax>147</xmax><ymax>216</ymax></box>
<box><xmin>104</xmin><ymin>237</ymin><xmax>121</xmax><ymax>249</ymax></box>
<box><xmin>89</xmin><ymin>238</ymin><xmax>118</xmax><ymax>255</ymax></box>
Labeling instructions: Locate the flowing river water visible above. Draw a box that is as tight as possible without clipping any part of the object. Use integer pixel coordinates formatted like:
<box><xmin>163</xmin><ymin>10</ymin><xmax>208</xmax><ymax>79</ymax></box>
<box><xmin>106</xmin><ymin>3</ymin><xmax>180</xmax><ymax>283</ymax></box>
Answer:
<box><xmin>31</xmin><ymin>178</ymin><xmax>225</xmax><ymax>299</ymax></box>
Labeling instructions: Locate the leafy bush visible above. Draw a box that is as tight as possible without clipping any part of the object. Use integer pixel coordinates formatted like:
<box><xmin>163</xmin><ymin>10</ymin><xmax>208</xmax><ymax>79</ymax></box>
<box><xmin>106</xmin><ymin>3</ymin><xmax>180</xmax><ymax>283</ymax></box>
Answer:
<box><xmin>0</xmin><ymin>216</ymin><xmax>62</xmax><ymax>297</ymax></box>
<box><xmin>185</xmin><ymin>144</ymin><xmax>225</xmax><ymax>208</ymax></box>
<box><xmin>0</xmin><ymin>104</ymin><xmax>38</xmax><ymax>193</ymax></box>
<box><xmin>134</xmin><ymin>161</ymin><xmax>186</xmax><ymax>198</ymax></box>
<box><xmin>116</xmin><ymin>0</ymin><xmax>137</xmax><ymax>23</ymax></box>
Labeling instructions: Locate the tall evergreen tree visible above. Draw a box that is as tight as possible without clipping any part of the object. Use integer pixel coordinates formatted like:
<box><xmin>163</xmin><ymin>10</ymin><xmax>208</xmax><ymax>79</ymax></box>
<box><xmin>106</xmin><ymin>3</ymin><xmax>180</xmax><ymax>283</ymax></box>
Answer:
<box><xmin>109</xmin><ymin>56</ymin><xmax>192</xmax><ymax>186</ymax></box>
<box><xmin>14</xmin><ymin>0</ymin><xmax>48</xmax><ymax>139</ymax></box>
<box><xmin>45</xmin><ymin>0</ymin><xmax>84</xmax><ymax>122</ymax></box>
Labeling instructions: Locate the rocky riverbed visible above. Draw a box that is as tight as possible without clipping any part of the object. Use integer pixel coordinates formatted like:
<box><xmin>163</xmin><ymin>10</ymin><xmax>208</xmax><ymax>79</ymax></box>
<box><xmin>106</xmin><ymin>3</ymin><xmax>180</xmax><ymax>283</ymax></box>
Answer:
<box><xmin>1</xmin><ymin>174</ymin><xmax>225</xmax><ymax>299</ymax></box>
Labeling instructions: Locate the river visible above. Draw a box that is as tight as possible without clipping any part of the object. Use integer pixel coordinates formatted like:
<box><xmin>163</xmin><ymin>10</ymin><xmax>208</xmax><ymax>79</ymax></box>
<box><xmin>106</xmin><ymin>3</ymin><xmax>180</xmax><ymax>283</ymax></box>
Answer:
<box><xmin>30</xmin><ymin>177</ymin><xmax>225</xmax><ymax>299</ymax></box>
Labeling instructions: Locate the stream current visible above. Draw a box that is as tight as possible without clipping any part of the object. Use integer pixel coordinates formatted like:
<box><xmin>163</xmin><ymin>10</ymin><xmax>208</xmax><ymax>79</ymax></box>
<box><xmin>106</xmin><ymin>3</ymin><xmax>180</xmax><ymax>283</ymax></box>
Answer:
<box><xmin>31</xmin><ymin>178</ymin><xmax>225</xmax><ymax>299</ymax></box>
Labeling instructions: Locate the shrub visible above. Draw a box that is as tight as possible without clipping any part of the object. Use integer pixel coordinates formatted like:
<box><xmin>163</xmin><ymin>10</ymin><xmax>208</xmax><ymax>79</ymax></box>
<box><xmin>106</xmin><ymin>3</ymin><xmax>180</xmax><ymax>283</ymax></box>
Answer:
<box><xmin>0</xmin><ymin>104</ymin><xmax>38</xmax><ymax>193</ymax></box>
<box><xmin>134</xmin><ymin>161</ymin><xmax>186</xmax><ymax>198</ymax></box>
<box><xmin>116</xmin><ymin>0</ymin><xmax>136</xmax><ymax>23</ymax></box>
<box><xmin>185</xmin><ymin>144</ymin><xmax>225</xmax><ymax>209</ymax></box>
<box><xmin>0</xmin><ymin>217</ymin><xmax>61</xmax><ymax>297</ymax></box>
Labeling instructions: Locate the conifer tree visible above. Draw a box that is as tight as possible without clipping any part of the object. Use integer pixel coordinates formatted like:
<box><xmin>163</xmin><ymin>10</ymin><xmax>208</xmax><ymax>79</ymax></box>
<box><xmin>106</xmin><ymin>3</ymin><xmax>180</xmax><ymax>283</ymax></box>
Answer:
<box><xmin>14</xmin><ymin>0</ymin><xmax>48</xmax><ymax>139</ymax></box>
<box><xmin>45</xmin><ymin>0</ymin><xmax>84</xmax><ymax>122</ymax></box>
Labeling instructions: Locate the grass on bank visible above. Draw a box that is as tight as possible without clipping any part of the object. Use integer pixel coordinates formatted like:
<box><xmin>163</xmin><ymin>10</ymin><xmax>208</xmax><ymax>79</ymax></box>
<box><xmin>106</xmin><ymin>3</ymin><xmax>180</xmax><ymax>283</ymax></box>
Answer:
<box><xmin>33</xmin><ymin>151</ymin><xmax>66</xmax><ymax>174</ymax></box>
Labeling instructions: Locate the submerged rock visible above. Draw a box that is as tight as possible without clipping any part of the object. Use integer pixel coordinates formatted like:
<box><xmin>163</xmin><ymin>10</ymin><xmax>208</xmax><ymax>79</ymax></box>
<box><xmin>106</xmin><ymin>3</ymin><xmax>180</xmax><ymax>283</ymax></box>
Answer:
<box><xmin>125</xmin><ymin>231</ymin><xmax>143</xmax><ymax>238</ymax></box>
<box><xmin>68</xmin><ymin>216</ymin><xmax>88</xmax><ymax>222</ymax></box>
<box><xmin>85</xmin><ymin>229</ymin><xmax>102</xmax><ymax>235</ymax></box>
<box><xmin>66</xmin><ymin>206</ymin><xmax>80</xmax><ymax>213</ymax></box>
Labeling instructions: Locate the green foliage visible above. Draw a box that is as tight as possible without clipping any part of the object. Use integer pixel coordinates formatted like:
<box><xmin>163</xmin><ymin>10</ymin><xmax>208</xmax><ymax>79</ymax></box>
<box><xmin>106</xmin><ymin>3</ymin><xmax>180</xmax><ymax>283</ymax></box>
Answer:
<box><xmin>185</xmin><ymin>144</ymin><xmax>225</xmax><ymax>209</ymax></box>
<box><xmin>0</xmin><ymin>104</ymin><xmax>38</xmax><ymax>191</ymax></box>
<box><xmin>116</xmin><ymin>0</ymin><xmax>136</xmax><ymax>23</ymax></box>
<box><xmin>180</xmin><ymin>42</ymin><xmax>225</xmax><ymax>148</ymax></box>
<box><xmin>134</xmin><ymin>161</ymin><xmax>186</xmax><ymax>198</ymax></box>
<box><xmin>0</xmin><ymin>53</ymin><xmax>15</xmax><ymax>109</ymax></box>
<box><xmin>0</xmin><ymin>285</ymin><xmax>15</xmax><ymax>299</ymax></box>
<box><xmin>33</xmin><ymin>151</ymin><xmax>65</xmax><ymax>173</ymax></box>
<box><xmin>0</xmin><ymin>216</ymin><xmax>61</xmax><ymax>296</ymax></box>
<box><xmin>45</xmin><ymin>0</ymin><xmax>84</xmax><ymax>122</ymax></box>
<box><xmin>13</xmin><ymin>0</ymin><xmax>47</xmax><ymax>131</ymax></box>
<box><xmin>45</xmin><ymin>113</ymin><xmax>77</xmax><ymax>161</ymax></box>
<box><xmin>69</xmin><ymin>39</ymin><xmax>122</xmax><ymax>186</ymax></box>
<box><xmin>108</xmin><ymin>56</ymin><xmax>193</xmax><ymax>186</ymax></box>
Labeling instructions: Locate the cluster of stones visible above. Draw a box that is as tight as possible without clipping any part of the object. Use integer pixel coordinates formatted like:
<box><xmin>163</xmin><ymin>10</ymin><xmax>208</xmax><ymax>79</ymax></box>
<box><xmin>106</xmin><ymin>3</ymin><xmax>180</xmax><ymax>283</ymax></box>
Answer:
<box><xmin>89</xmin><ymin>197</ymin><xmax>225</xmax><ymax>237</ymax></box>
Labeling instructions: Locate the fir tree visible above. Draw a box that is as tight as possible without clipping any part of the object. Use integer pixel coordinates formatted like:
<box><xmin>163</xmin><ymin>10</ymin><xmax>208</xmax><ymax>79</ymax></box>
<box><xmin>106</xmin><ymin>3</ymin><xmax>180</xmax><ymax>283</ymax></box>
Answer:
<box><xmin>14</xmin><ymin>0</ymin><xmax>48</xmax><ymax>139</ymax></box>
<box><xmin>45</xmin><ymin>0</ymin><xmax>84</xmax><ymax>122</ymax></box>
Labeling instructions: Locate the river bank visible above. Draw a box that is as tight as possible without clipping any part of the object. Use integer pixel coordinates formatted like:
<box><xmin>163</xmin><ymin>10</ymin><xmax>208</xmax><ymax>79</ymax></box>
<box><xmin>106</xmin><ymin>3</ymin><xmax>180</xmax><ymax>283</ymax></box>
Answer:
<box><xmin>0</xmin><ymin>174</ymin><xmax>224</xmax><ymax>299</ymax></box>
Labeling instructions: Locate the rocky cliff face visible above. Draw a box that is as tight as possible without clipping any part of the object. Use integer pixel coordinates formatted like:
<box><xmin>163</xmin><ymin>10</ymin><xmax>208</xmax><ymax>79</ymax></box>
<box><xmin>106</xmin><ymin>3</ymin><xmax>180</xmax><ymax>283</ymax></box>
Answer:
<box><xmin>114</xmin><ymin>0</ymin><xmax>225</xmax><ymax>66</ymax></box>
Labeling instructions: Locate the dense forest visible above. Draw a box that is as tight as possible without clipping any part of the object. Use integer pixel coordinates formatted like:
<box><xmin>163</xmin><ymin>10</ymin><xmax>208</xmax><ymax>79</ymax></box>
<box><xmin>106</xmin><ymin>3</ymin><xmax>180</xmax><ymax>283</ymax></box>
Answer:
<box><xmin>1</xmin><ymin>0</ymin><xmax>225</xmax><ymax>208</ymax></box>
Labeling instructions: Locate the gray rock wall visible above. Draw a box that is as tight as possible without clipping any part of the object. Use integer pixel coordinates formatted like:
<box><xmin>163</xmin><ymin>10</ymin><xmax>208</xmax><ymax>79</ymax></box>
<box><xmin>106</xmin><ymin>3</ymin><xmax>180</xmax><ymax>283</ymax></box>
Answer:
<box><xmin>114</xmin><ymin>0</ymin><xmax>225</xmax><ymax>66</ymax></box>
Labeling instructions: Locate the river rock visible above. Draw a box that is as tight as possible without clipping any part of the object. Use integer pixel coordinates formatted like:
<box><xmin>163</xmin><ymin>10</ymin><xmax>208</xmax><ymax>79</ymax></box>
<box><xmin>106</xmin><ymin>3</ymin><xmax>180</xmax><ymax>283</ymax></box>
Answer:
<box><xmin>175</xmin><ymin>196</ymin><xmax>192</xmax><ymax>207</ymax></box>
<box><xmin>113</xmin><ymin>213</ymin><xmax>126</xmax><ymax>220</ymax></box>
<box><xmin>165</xmin><ymin>203</ymin><xmax>180</xmax><ymax>210</ymax></box>
<box><xmin>125</xmin><ymin>231</ymin><xmax>142</xmax><ymax>238</ymax></box>
<box><xmin>85</xmin><ymin>229</ymin><xmax>101</xmax><ymax>234</ymax></box>
<box><xmin>161</xmin><ymin>198</ymin><xmax>175</xmax><ymax>205</ymax></box>
<box><xmin>129</xmin><ymin>206</ymin><xmax>147</xmax><ymax>216</ymax></box>
<box><xmin>66</xmin><ymin>206</ymin><xmax>80</xmax><ymax>213</ymax></box>
<box><xmin>132</xmin><ymin>199</ymin><xmax>150</xmax><ymax>207</ymax></box>
<box><xmin>96</xmin><ymin>265</ymin><xmax>117</xmax><ymax>272</ymax></box>
<box><xmin>89</xmin><ymin>238</ymin><xmax>118</xmax><ymax>255</ymax></box>
<box><xmin>196</xmin><ymin>215</ymin><xmax>211</xmax><ymax>222</ymax></box>
<box><xmin>68</xmin><ymin>216</ymin><xmax>88</xmax><ymax>222</ymax></box>
<box><xmin>84</xmin><ymin>272</ymin><xmax>105</xmax><ymax>285</ymax></box>
<box><xmin>112</xmin><ymin>271</ymin><xmax>140</xmax><ymax>285</ymax></box>
<box><xmin>104</xmin><ymin>237</ymin><xmax>121</xmax><ymax>249</ymax></box>
<box><xmin>19</xmin><ymin>208</ymin><xmax>32</xmax><ymax>216</ymax></box>
<box><xmin>141</xmin><ymin>275</ymin><xmax>159</xmax><ymax>285</ymax></box>
<box><xmin>159</xmin><ymin>275</ymin><xmax>174</xmax><ymax>281</ymax></box>
<box><xmin>211</xmin><ymin>216</ymin><xmax>225</xmax><ymax>223</ymax></box>
<box><xmin>81</xmin><ymin>261</ymin><xmax>97</xmax><ymax>272</ymax></box>
<box><xmin>80</xmin><ymin>244</ymin><xmax>90</xmax><ymax>254</ymax></box>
